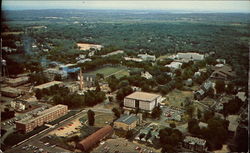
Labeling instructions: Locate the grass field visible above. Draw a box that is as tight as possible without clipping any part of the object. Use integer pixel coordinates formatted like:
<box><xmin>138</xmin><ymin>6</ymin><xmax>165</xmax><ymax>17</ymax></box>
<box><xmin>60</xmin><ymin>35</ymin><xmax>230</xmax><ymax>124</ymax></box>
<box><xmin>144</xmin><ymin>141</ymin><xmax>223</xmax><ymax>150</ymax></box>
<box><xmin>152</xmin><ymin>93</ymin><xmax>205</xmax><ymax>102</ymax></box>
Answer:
<box><xmin>85</xmin><ymin>66</ymin><xmax>129</xmax><ymax>78</ymax></box>
<box><xmin>164</xmin><ymin>89</ymin><xmax>194</xmax><ymax>108</ymax></box>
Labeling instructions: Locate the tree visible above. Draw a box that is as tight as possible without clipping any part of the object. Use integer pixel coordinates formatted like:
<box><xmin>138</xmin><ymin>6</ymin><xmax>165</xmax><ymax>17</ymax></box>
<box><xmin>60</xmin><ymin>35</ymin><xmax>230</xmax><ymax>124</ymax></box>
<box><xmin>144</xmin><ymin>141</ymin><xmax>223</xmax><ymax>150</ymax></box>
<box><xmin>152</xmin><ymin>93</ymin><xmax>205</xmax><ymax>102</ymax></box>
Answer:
<box><xmin>151</xmin><ymin>106</ymin><xmax>162</xmax><ymax>119</ymax></box>
<box><xmin>108</xmin><ymin>96</ymin><xmax>113</xmax><ymax>103</ymax></box>
<box><xmin>170</xmin><ymin>123</ymin><xmax>176</xmax><ymax>128</ymax></box>
<box><xmin>95</xmin><ymin>81</ymin><xmax>101</xmax><ymax>92</ymax></box>
<box><xmin>186</xmin><ymin>105</ymin><xmax>194</xmax><ymax>119</ymax></box>
<box><xmin>35</xmin><ymin>89</ymin><xmax>43</xmax><ymax>100</ymax></box>
<box><xmin>215</xmin><ymin>80</ymin><xmax>225</xmax><ymax>94</ymax></box>
<box><xmin>87</xmin><ymin>109</ymin><xmax>95</xmax><ymax>126</ymax></box>
<box><xmin>139</xmin><ymin>133</ymin><xmax>145</xmax><ymax>140</ymax></box>
<box><xmin>54</xmin><ymin>74</ymin><xmax>62</xmax><ymax>81</ymax></box>
<box><xmin>112</xmin><ymin>108</ymin><xmax>120</xmax><ymax>118</ymax></box>
<box><xmin>197</xmin><ymin>109</ymin><xmax>202</xmax><ymax>119</ymax></box>
<box><xmin>126</xmin><ymin>130</ymin><xmax>134</xmax><ymax>139</ymax></box>
<box><xmin>145</xmin><ymin>130</ymin><xmax>152</xmax><ymax>141</ymax></box>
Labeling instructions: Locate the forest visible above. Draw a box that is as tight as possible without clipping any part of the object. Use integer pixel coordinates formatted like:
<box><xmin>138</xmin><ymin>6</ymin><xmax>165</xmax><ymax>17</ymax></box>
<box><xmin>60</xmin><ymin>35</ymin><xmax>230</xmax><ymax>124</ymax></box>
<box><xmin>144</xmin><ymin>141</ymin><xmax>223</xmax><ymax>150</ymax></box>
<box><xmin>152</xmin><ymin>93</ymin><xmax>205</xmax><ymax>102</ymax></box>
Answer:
<box><xmin>1</xmin><ymin>10</ymin><xmax>249</xmax><ymax>87</ymax></box>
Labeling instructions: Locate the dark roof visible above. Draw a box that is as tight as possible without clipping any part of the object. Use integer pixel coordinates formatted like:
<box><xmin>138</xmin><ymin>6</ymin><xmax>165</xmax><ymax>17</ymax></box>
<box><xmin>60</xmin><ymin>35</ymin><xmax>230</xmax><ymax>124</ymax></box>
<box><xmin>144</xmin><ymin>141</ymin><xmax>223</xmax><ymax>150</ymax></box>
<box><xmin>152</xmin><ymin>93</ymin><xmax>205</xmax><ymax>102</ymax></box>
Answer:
<box><xmin>77</xmin><ymin>125</ymin><xmax>113</xmax><ymax>151</ymax></box>
<box><xmin>115</xmin><ymin>115</ymin><xmax>138</xmax><ymax>125</ymax></box>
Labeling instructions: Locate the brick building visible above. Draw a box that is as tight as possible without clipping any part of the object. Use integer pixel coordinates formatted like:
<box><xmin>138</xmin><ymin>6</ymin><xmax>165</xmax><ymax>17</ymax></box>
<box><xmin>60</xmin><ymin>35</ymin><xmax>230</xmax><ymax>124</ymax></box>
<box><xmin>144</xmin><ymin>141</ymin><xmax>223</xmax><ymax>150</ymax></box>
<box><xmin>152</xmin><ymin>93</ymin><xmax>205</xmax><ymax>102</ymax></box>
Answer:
<box><xmin>16</xmin><ymin>104</ymin><xmax>68</xmax><ymax>133</ymax></box>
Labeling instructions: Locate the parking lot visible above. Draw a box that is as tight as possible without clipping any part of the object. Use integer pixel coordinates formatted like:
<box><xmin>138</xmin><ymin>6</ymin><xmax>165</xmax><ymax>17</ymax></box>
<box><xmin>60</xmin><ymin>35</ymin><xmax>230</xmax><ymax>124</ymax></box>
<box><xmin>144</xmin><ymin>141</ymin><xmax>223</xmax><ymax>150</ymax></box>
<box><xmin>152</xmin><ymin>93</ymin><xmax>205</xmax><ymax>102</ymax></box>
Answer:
<box><xmin>93</xmin><ymin>138</ymin><xmax>160</xmax><ymax>153</ymax></box>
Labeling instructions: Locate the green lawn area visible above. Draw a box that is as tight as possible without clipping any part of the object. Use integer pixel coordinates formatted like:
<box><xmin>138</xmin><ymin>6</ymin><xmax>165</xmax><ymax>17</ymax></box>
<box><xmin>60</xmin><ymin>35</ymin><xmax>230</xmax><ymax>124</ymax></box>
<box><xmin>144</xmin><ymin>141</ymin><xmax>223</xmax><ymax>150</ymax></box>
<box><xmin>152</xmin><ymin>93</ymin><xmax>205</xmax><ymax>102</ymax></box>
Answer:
<box><xmin>164</xmin><ymin>89</ymin><xmax>194</xmax><ymax>108</ymax></box>
<box><xmin>85</xmin><ymin>66</ymin><xmax>129</xmax><ymax>78</ymax></box>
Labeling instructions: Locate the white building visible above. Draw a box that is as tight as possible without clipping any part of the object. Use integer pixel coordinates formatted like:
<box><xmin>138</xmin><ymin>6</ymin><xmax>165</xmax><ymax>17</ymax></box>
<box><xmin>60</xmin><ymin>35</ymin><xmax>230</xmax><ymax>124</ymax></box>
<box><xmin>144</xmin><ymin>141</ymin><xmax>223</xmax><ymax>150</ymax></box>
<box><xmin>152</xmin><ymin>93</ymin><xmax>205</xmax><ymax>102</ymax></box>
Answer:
<box><xmin>77</xmin><ymin>58</ymin><xmax>92</xmax><ymax>64</ymax></box>
<box><xmin>124</xmin><ymin>91</ymin><xmax>162</xmax><ymax>112</ymax></box>
<box><xmin>138</xmin><ymin>53</ymin><xmax>156</xmax><ymax>61</ymax></box>
<box><xmin>141</xmin><ymin>71</ymin><xmax>153</xmax><ymax>79</ymax></box>
<box><xmin>124</xmin><ymin>57</ymin><xmax>143</xmax><ymax>62</ymax></box>
<box><xmin>176</xmin><ymin>52</ymin><xmax>204</xmax><ymax>61</ymax></box>
<box><xmin>165</xmin><ymin>61</ymin><xmax>183</xmax><ymax>69</ymax></box>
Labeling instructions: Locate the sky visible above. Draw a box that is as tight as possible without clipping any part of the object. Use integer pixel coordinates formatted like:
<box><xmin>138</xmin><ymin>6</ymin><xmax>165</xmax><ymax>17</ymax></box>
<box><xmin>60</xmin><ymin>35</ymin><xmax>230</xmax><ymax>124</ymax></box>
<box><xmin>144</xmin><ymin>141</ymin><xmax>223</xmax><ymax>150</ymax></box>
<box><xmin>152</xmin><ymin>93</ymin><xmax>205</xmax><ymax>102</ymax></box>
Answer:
<box><xmin>2</xmin><ymin>1</ymin><xmax>250</xmax><ymax>13</ymax></box>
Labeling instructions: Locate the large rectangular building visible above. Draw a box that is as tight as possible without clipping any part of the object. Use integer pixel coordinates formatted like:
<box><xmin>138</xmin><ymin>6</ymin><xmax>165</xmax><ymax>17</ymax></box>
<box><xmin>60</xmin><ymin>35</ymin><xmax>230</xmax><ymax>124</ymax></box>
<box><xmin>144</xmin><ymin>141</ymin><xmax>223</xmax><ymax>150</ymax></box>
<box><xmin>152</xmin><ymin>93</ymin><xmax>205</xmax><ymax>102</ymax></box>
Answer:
<box><xmin>5</xmin><ymin>76</ymin><xmax>29</xmax><ymax>87</ymax></box>
<box><xmin>34</xmin><ymin>81</ymin><xmax>63</xmax><ymax>91</ymax></box>
<box><xmin>124</xmin><ymin>91</ymin><xmax>161</xmax><ymax>112</ymax></box>
<box><xmin>16</xmin><ymin>104</ymin><xmax>68</xmax><ymax>133</ymax></box>
<box><xmin>114</xmin><ymin>115</ymin><xmax>139</xmax><ymax>131</ymax></box>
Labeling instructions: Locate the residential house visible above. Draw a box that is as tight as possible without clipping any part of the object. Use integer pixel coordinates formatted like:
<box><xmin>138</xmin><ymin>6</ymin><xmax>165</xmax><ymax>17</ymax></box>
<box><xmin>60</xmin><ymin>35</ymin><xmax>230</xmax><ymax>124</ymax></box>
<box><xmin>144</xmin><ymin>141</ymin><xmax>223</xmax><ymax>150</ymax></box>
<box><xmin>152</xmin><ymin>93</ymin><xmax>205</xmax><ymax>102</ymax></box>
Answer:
<box><xmin>210</xmin><ymin>65</ymin><xmax>236</xmax><ymax>81</ymax></box>
<box><xmin>138</xmin><ymin>53</ymin><xmax>156</xmax><ymax>61</ymax></box>
<box><xmin>124</xmin><ymin>57</ymin><xmax>143</xmax><ymax>62</ymax></box>
<box><xmin>194</xmin><ymin>81</ymin><xmax>212</xmax><ymax>100</ymax></box>
<box><xmin>141</xmin><ymin>71</ymin><xmax>153</xmax><ymax>79</ymax></box>
<box><xmin>183</xmin><ymin>136</ymin><xmax>207</xmax><ymax>152</ymax></box>
<box><xmin>165</xmin><ymin>61</ymin><xmax>183</xmax><ymax>70</ymax></box>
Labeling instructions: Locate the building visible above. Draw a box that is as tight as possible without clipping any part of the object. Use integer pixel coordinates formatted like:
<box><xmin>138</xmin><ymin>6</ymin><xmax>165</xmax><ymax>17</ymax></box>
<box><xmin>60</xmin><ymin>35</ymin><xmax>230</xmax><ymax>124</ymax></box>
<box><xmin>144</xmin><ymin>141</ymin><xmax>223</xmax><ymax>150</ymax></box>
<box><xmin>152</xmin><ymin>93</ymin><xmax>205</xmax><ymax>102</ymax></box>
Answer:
<box><xmin>76</xmin><ymin>58</ymin><xmax>92</xmax><ymax>64</ymax></box>
<box><xmin>176</xmin><ymin>52</ymin><xmax>204</xmax><ymax>61</ymax></box>
<box><xmin>138</xmin><ymin>53</ymin><xmax>156</xmax><ymax>61</ymax></box>
<box><xmin>5</xmin><ymin>76</ymin><xmax>29</xmax><ymax>87</ymax></box>
<box><xmin>194</xmin><ymin>81</ymin><xmax>213</xmax><ymax>100</ymax></box>
<box><xmin>141</xmin><ymin>71</ymin><xmax>153</xmax><ymax>79</ymax></box>
<box><xmin>183</xmin><ymin>136</ymin><xmax>207</xmax><ymax>152</ymax></box>
<box><xmin>83</xmin><ymin>74</ymin><xmax>96</xmax><ymax>87</ymax></box>
<box><xmin>10</xmin><ymin>100</ymin><xmax>28</xmax><ymax>111</ymax></box>
<box><xmin>165</xmin><ymin>61</ymin><xmax>183</xmax><ymax>69</ymax></box>
<box><xmin>101</xmin><ymin>50</ymin><xmax>124</xmax><ymax>57</ymax></box>
<box><xmin>77</xmin><ymin>125</ymin><xmax>113</xmax><ymax>151</ymax></box>
<box><xmin>124</xmin><ymin>57</ymin><xmax>143</xmax><ymax>62</ymax></box>
<box><xmin>34</xmin><ymin>81</ymin><xmax>63</xmax><ymax>91</ymax></box>
<box><xmin>1</xmin><ymin>87</ymin><xmax>22</xmax><ymax>97</ymax></box>
<box><xmin>16</xmin><ymin>104</ymin><xmax>68</xmax><ymax>133</ymax></box>
<box><xmin>44</xmin><ymin>68</ymin><xmax>67</xmax><ymax>81</ymax></box>
<box><xmin>114</xmin><ymin>115</ymin><xmax>139</xmax><ymax>131</ymax></box>
<box><xmin>124</xmin><ymin>91</ymin><xmax>162</xmax><ymax>112</ymax></box>
<box><xmin>210</xmin><ymin>65</ymin><xmax>236</xmax><ymax>81</ymax></box>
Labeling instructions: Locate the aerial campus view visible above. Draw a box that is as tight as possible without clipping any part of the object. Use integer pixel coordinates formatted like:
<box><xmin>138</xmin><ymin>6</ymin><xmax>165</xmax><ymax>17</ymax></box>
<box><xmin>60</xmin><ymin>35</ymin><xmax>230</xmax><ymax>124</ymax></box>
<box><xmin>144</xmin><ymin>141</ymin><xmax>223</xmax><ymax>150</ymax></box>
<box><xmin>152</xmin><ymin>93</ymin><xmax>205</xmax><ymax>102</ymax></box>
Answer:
<box><xmin>0</xmin><ymin>1</ymin><xmax>249</xmax><ymax>153</ymax></box>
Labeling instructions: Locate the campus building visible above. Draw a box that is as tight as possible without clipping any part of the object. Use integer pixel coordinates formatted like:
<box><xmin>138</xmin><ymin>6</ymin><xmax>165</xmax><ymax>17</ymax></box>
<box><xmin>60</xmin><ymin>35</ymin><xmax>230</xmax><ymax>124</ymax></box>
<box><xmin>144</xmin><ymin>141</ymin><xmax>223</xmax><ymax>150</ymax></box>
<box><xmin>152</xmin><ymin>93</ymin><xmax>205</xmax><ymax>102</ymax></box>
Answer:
<box><xmin>124</xmin><ymin>91</ymin><xmax>161</xmax><ymax>112</ymax></box>
<box><xmin>33</xmin><ymin>81</ymin><xmax>63</xmax><ymax>91</ymax></box>
<box><xmin>1</xmin><ymin>87</ymin><xmax>22</xmax><ymax>98</ymax></box>
<box><xmin>77</xmin><ymin>125</ymin><xmax>113</xmax><ymax>151</ymax></box>
<box><xmin>5</xmin><ymin>76</ymin><xmax>29</xmax><ymax>87</ymax></box>
<box><xmin>16</xmin><ymin>104</ymin><xmax>68</xmax><ymax>133</ymax></box>
<box><xmin>114</xmin><ymin>115</ymin><xmax>139</xmax><ymax>131</ymax></box>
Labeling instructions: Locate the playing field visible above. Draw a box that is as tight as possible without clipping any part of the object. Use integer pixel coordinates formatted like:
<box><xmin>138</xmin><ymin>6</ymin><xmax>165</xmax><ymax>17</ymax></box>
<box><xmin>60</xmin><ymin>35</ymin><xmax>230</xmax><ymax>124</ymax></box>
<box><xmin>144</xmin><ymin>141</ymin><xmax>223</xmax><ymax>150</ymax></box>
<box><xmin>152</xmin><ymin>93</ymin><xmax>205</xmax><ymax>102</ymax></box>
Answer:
<box><xmin>85</xmin><ymin>66</ymin><xmax>129</xmax><ymax>78</ymax></box>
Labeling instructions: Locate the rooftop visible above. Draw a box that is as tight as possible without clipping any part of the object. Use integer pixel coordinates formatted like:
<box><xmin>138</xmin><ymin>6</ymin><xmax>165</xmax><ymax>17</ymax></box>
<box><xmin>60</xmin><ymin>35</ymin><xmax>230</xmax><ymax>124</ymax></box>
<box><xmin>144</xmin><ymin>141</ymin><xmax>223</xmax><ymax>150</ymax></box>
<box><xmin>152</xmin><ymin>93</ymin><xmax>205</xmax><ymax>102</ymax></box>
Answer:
<box><xmin>115</xmin><ymin>115</ymin><xmax>138</xmax><ymax>125</ymax></box>
<box><xmin>34</xmin><ymin>81</ymin><xmax>63</xmax><ymax>90</ymax></box>
<box><xmin>16</xmin><ymin>104</ymin><xmax>67</xmax><ymax>124</ymax></box>
<box><xmin>6</xmin><ymin>76</ymin><xmax>29</xmax><ymax>84</ymax></box>
<box><xmin>184</xmin><ymin>136</ymin><xmax>206</xmax><ymax>146</ymax></box>
<box><xmin>125</xmin><ymin>91</ymin><xmax>160</xmax><ymax>102</ymax></box>
<box><xmin>1</xmin><ymin>87</ymin><xmax>21</xmax><ymax>93</ymax></box>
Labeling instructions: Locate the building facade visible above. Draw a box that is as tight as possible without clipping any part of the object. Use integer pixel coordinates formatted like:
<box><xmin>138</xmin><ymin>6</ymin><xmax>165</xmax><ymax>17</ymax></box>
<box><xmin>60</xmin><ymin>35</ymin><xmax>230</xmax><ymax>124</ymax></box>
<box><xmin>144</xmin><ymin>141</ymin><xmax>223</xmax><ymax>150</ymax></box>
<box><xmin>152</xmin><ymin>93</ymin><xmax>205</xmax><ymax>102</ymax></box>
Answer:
<box><xmin>183</xmin><ymin>136</ymin><xmax>207</xmax><ymax>152</ymax></box>
<box><xmin>16</xmin><ymin>104</ymin><xmax>68</xmax><ymax>133</ymax></box>
<box><xmin>124</xmin><ymin>91</ymin><xmax>161</xmax><ymax>112</ymax></box>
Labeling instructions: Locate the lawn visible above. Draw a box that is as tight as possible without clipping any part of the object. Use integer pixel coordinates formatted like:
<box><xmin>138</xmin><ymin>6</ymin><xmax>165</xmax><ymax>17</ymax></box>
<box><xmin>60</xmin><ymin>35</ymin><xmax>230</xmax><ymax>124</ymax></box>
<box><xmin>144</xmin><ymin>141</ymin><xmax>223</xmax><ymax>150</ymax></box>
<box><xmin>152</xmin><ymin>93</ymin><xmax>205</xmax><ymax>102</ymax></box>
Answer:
<box><xmin>164</xmin><ymin>89</ymin><xmax>194</xmax><ymax>108</ymax></box>
<box><xmin>94</xmin><ymin>112</ymin><xmax>114</xmax><ymax>127</ymax></box>
<box><xmin>85</xmin><ymin>66</ymin><xmax>129</xmax><ymax>78</ymax></box>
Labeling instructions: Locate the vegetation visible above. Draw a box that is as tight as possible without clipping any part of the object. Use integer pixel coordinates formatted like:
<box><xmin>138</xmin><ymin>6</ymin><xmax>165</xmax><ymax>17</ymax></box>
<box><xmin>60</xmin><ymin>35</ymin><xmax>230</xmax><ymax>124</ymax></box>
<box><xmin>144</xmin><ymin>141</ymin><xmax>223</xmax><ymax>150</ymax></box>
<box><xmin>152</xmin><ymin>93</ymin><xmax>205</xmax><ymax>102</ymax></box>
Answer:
<box><xmin>87</xmin><ymin>109</ymin><xmax>95</xmax><ymax>126</ymax></box>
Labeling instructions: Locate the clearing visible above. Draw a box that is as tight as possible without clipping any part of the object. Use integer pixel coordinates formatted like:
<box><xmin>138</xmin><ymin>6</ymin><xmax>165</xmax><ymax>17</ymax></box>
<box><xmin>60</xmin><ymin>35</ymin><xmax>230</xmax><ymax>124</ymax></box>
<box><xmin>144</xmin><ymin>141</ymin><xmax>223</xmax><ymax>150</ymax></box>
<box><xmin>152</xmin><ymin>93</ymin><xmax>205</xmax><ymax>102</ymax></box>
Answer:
<box><xmin>77</xmin><ymin>43</ymin><xmax>103</xmax><ymax>51</ymax></box>
<box><xmin>85</xmin><ymin>66</ymin><xmax>129</xmax><ymax>78</ymax></box>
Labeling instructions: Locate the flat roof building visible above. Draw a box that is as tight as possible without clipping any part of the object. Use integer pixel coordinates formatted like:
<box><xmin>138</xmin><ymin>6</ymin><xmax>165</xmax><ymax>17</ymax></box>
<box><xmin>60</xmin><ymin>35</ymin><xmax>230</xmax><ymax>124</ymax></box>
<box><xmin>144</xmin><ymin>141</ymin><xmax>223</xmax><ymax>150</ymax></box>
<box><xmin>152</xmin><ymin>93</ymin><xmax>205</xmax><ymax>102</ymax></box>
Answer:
<box><xmin>5</xmin><ymin>76</ymin><xmax>29</xmax><ymax>87</ymax></box>
<box><xmin>176</xmin><ymin>52</ymin><xmax>204</xmax><ymax>61</ymax></box>
<box><xmin>16</xmin><ymin>104</ymin><xmax>68</xmax><ymax>133</ymax></box>
<box><xmin>114</xmin><ymin>115</ymin><xmax>139</xmax><ymax>131</ymax></box>
<box><xmin>124</xmin><ymin>91</ymin><xmax>161</xmax><ymax>112</ymax></box>
<box><xmin>1</xmin><ymin>87</ymin><xmax>22</xmax><ymax>98</ymax></box>
<box><xmin>34</xmin><ymin>81</ymin><xmax>63</xmax><ymax>90</ymax></box>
